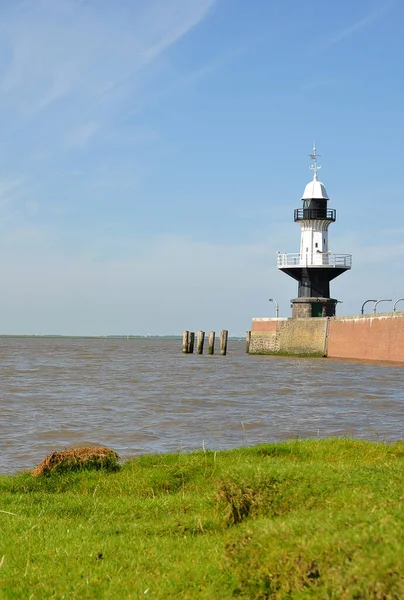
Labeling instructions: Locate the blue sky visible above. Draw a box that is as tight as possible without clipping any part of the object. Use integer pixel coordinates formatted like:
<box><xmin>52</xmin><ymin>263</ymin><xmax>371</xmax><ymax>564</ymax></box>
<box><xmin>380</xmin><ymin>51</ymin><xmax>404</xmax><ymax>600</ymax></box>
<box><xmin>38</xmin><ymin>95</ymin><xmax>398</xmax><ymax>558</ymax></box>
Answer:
<box><xmin>0</xmin><ymin>0</ymin><xmax>403</xmax><ymax>335</ymax></box>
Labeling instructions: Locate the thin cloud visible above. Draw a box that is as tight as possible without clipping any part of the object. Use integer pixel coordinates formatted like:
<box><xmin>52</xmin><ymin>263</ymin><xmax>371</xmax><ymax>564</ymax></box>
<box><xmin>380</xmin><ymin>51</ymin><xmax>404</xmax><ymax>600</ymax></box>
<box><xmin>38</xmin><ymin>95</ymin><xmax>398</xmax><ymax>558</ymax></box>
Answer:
<box><xmin>0</xmin><ymin>0</ymin><xmax>216</xmax><ymax>265</ymax></box>
<box><xmin>0</xmin><ymin>177</ymin><xmax>24</xmax><ymax>200</ymax></box>
<box><xmin>323</xmin><ymin>2</ymin><xmax>394</xmax><ymax>48</ymax></box>
<box><xmin>65</xmin><ymin>121</ymin><xmax>101</xmax><ymax>150</ymax></box>
<box><xmin>0</xmin><ymin>0</ymin><xmax>215</xmax><ymax>117</ymax></box>
<box><xmin>0</xmin><ymin>0</ymin><xmax>215</xmax><ymax>202</ymax></box>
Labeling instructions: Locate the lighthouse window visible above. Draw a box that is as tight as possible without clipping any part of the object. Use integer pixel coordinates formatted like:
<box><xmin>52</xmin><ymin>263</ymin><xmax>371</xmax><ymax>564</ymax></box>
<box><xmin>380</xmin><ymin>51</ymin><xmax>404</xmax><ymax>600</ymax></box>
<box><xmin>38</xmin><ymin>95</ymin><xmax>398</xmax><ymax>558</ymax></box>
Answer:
<box><xmin>315</xmin><ymin>243</ymin><xmax>318</xmax><ymax>248</ymax></box>
<box><xmin>324</xmin><ymin>238</ymin><xmax>326</xmax><ymax>244</ymax></box>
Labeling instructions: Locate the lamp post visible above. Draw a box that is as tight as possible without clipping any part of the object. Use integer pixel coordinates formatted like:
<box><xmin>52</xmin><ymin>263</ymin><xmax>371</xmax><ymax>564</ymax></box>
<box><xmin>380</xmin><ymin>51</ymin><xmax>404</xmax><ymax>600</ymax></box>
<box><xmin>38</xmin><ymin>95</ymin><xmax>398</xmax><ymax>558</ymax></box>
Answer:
<box><xmin>393</xmin><ymin>299</ymin><xmax>404</xmax><ymax>312</ymax></box>
<box><xmin>361</xmin><ymin>299</ymin><xmax>377</xmax><ymax>315</ymax></box>
<box><xmin>374</xmin><ymin>299</ymin><xmax>392</xmax><ymax>313</ymax></box>
<box><xmin>268</xmin><ymin>298</ymin><xmax>279</xmax><ymax>318</ymax></box>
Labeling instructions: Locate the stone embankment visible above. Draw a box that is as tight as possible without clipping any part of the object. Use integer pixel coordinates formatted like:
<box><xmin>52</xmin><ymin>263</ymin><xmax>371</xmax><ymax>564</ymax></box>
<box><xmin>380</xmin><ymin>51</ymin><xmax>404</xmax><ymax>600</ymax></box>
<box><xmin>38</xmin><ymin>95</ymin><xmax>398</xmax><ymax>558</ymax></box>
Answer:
<box><xmin>249</xmin><ymin>312</ymin><xmax>404</xmax><ymax>363</ymax></box>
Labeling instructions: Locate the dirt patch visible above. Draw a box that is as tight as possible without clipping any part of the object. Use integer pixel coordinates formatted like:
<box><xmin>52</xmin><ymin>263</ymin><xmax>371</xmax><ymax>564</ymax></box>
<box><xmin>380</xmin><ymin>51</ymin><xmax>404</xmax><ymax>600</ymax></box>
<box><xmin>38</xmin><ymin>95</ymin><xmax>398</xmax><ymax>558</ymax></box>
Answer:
<box><xmin>32</xmin><ymin>446</ymin><xmax>120</xmax><ymax>476</ymax></box>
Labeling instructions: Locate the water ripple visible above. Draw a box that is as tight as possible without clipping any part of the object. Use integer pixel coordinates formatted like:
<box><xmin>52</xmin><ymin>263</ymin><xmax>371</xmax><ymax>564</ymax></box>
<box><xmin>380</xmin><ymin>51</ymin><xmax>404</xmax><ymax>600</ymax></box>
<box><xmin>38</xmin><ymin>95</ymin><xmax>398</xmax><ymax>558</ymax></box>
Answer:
<box><xmin>1</xmin><ymin>338</ymin><xmax>404</xmax><ymax>473</ymax></box>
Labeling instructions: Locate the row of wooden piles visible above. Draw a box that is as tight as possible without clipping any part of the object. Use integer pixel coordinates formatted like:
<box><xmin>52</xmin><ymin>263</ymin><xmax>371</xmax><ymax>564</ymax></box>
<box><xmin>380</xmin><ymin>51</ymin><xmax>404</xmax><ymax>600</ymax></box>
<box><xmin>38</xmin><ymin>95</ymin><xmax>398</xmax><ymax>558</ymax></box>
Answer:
<box><xmin>182</xmin><ymin>330</ymin><xmax>228</xmax><ymax>355</ymax></box>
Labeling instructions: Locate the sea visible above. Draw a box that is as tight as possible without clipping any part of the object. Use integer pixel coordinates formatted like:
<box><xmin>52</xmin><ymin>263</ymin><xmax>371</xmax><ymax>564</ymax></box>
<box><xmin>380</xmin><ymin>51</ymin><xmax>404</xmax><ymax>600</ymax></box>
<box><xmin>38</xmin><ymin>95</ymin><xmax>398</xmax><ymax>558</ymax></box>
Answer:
<box><xmin>1</xmin><ymin>336</ymin><xmax>404</xmax><ymax>474</ymax></box>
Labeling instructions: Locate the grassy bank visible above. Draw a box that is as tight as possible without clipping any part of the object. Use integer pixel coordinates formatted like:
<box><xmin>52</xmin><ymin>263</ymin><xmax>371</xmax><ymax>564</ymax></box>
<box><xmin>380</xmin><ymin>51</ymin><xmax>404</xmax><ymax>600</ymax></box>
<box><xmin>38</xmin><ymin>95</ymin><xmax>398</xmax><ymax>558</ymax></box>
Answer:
<box><xmin>1</xmin><ymin>439</ymin><xmax>404</xmax><ymax>599</ymax></box>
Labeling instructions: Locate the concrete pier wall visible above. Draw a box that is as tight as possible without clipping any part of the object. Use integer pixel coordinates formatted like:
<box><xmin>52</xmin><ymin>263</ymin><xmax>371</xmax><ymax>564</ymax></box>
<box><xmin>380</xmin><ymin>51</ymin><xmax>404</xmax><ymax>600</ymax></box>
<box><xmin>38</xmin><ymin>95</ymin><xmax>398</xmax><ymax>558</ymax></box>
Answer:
<box><xmin>250</xmin><ymin>317</ymin><xmax>327</xmax><ymax>357</ymax></box>
<box><xmin>250</xmin><ymin>312</ymin><xmax>404</xmax><ymax>363</ymax></box>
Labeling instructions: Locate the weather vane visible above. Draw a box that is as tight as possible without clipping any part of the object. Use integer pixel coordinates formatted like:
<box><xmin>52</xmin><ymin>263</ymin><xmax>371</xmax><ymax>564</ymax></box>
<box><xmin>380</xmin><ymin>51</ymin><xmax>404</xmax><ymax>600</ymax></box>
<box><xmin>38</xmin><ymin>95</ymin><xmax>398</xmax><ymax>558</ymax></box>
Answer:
<box><xmin>309</xmin><ymin>144</ymin><xmax>321</xmax><ymax>179</ymax></box>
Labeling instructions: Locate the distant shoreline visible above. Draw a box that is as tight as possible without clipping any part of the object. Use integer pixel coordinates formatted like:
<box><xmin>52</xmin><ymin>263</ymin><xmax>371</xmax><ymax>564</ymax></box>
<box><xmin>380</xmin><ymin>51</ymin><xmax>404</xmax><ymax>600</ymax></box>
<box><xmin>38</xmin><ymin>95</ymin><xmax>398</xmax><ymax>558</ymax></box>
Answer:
<box><xmin>0</xmin><ymin>334</ymin><xmax>182</xmax><ymax>340</ymax></box>
<box><xmin>0</xmin><ymin>335</ymin><xmax>243</xmax><ymax>340</ymax></box>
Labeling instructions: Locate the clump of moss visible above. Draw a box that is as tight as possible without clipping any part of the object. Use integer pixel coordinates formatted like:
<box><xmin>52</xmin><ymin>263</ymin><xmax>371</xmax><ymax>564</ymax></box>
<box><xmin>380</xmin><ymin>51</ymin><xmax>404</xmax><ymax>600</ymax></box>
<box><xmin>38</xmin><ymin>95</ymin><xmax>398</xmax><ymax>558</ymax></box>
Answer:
<box><xmin>31</xmin><ymin>446</ymin><xmax>120</xmax><ymax>476</ymax></box>
<box><xmin>215</xmin><ymin>476</ymin><xmax>280</xmax><ymax>526</ymax></box>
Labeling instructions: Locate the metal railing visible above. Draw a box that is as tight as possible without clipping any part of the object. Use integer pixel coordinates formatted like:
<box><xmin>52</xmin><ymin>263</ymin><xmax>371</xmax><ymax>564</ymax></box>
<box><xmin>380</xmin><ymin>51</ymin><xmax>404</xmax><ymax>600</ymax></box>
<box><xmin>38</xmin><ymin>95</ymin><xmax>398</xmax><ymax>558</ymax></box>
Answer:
<box><xmin>294</xmin><ymin>208</ymin><xmax>336</xmax><ymax>222</ymax></box>
<box><xmin>277</xmin><ymin>253</ymin><xmax>352</xmax><ymax>268</ymax></box>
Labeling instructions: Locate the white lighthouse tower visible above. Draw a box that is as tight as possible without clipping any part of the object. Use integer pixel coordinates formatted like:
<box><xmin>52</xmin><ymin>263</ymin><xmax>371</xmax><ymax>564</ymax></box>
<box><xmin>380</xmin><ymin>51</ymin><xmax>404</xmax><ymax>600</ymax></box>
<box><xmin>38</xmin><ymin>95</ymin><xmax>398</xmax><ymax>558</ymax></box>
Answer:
<box><xmin>277</xmin><ymin>146</ymin><xmax>352</xmax><ymax>317</ymax></box>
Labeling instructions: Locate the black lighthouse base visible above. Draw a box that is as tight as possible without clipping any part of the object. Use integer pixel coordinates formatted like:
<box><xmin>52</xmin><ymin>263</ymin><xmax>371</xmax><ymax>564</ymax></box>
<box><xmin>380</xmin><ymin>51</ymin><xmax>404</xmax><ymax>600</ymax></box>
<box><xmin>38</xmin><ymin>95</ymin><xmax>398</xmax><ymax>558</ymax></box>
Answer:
<box><xmin>291</xmin><ymin>297</ymin><xmax>338</xmax><ymax>318</ymax></box>
<box><xmin>279</xmin><ymin>266</ymin><xmax>349</xmax><ymax>298</ymax></box>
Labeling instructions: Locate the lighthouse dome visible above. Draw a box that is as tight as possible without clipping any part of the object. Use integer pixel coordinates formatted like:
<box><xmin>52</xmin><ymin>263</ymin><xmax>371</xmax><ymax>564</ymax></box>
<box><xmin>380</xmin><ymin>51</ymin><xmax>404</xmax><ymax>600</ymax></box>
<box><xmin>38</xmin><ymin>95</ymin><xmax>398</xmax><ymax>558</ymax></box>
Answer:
<box><xmin>301</xmin><ymin>178</ymin><xmax>329</xmax><ymax>200</ymax></box>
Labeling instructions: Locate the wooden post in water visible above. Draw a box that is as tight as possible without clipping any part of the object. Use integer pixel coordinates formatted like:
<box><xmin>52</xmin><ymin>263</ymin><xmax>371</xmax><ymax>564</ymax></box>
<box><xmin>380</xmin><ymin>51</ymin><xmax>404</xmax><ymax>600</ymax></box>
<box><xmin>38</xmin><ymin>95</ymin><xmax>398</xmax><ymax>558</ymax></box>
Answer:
<box><xmin>246</xmin><ymin>330</ymin><xmax>251</xmax><ymax>354</ymax></box>
<box><xmin>197</xmin><ymin>330</ymin><xmax>205</xmax><ymax>354</ymax></box>
<box><xmin>187</xmin><ymin>331</ymin><xmax>195</xmax><ymax>354</ymax></box>
<box><xmin>208</xmin><ymin>331</ymin><xmax>215</xmax><ymax>355</ymax></box>
<box><xmin>220</xmin><ymin>330</ymin><xmax>228</xmax><ymax>356</ymax></box>
<box><xmin>182</xmin><ymin>330</ymin><xmax>189</xmax><ymax>354</ymax></box>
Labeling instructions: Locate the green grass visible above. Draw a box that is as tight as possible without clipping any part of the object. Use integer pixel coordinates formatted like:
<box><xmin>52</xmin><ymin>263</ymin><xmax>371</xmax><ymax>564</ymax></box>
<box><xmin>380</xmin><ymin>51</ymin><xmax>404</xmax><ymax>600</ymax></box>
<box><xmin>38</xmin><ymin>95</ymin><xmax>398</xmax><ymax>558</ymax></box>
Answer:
<box><xmin>1</xmin><ymin>439</ymin><xmax>404</xmax><ymax>599</ymax></box>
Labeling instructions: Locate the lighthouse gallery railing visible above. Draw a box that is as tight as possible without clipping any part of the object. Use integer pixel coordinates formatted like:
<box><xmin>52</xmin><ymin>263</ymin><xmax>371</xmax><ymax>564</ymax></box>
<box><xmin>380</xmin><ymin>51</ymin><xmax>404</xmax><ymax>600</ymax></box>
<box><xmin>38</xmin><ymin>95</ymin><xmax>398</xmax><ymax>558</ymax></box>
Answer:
<box><xmin>294</xmin><ymin>208</ymin><xmax>336</xmax><ymax>222</ymax></box>
<box><xmin>277</xmin><ymin>253</ymin><xmax>352</xmax><ymax>268</ymax></box>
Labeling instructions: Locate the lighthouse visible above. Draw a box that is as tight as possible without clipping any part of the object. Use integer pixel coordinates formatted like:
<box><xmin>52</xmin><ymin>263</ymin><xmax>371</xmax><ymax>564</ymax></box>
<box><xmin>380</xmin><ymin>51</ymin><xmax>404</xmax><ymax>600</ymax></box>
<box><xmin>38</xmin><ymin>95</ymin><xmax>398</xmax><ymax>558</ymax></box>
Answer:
<box><xmin>277</xmin><ymin>147</ymin><xmax>352</xmax><ymax>318</ymax></box>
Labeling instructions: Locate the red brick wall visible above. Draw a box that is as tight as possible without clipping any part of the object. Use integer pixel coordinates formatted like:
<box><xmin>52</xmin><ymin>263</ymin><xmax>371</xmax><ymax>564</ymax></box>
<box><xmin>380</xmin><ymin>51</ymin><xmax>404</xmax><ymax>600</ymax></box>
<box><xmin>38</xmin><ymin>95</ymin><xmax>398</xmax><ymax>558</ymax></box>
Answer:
<box><xmin>251</xmin><ymin>320</ymin><xmax>278</xmax><ymax>332</ymax></box>
<box><xmin>327</xmin><ymin>314</ymin><xmax>404</xmax><ymax>363</ymax></box>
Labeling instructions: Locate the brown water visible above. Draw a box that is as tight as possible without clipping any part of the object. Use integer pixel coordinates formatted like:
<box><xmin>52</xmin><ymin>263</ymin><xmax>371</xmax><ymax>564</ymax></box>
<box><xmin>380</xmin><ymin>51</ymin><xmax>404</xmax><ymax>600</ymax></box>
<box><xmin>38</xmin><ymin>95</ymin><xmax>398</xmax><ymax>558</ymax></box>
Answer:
<box><xmin>1</xmin><ymin>337</ymin><xmax>404</xmax><ymax>474</ymax></box>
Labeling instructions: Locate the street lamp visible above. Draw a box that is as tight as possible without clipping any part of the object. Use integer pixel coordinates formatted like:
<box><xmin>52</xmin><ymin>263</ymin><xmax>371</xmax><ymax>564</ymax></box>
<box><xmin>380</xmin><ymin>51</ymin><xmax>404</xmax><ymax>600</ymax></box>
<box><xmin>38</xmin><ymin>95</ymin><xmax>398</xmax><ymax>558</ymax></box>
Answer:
<box><xmin>361</xmin><ymin>299</ymin><xmax>377</xmax><ymax>315</ymax></box>
<box><xmin>393</xmin><ymin>299</ymin><xmax>404</xmax><ymax>312</ymax></box>
<box><xmin>268</xmin><ymin>298</ymin><xmax>279</xmax><ymax>318</ymax></box>
<box><xmin>374</xmin><ymin>299</ymin><xmax>392</xmax><ymax>313</ymax></box>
